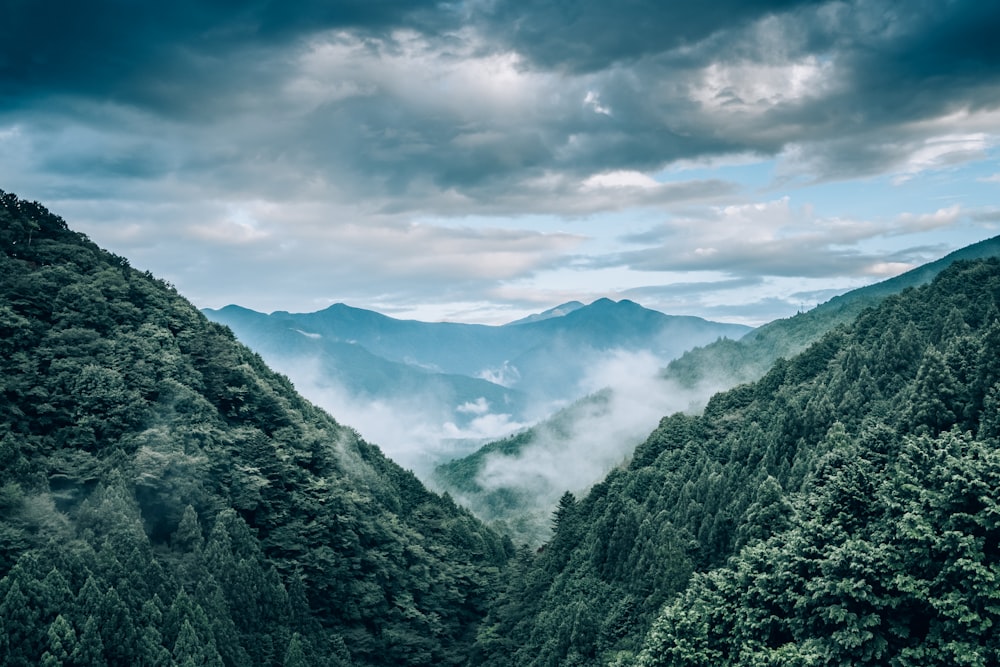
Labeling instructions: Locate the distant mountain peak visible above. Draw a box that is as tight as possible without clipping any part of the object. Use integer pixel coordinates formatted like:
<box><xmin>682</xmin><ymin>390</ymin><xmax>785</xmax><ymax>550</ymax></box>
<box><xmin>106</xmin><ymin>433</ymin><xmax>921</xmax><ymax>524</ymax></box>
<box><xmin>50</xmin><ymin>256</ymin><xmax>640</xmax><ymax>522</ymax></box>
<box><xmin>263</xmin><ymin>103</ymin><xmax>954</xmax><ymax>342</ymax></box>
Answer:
<box><xmin>587</xmin><ymin>297</ymin><xmax>640</xmax><ymax>310</ymax></box>
<box><xmin>504</xmin><ymin>301</ymin><xmax>586</xmax><ymax>326</ymax></box>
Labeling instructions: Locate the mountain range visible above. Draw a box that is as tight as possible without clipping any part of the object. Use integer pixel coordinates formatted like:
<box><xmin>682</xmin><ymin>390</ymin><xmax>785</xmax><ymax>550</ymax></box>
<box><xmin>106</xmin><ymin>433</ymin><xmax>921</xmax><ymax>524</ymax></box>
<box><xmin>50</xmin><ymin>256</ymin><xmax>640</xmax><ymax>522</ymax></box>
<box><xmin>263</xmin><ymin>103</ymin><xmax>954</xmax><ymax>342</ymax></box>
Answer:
<box><xmin>203</xmin><ymin>298</ymin><xmax>749</xmax><ymax>470</ymax></box>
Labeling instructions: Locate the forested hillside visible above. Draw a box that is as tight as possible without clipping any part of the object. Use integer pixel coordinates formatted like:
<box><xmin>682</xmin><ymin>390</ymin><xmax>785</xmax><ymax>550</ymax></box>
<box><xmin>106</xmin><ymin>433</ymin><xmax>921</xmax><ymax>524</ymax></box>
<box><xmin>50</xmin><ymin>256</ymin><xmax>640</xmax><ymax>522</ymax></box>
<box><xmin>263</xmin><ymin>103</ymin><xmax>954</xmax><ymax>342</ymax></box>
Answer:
<box><xmin>664</xmin><ymin>233</ymin><xmax>1000</xmax><ymax>390</ymax></box>
<box><xmin>0</xmin><ymin>190</ymin><xmax>512</xmax><ymax>666</ymax></box>
<box><xmin>6</xmin><ymin>187</ymin><xmax>999</xmax><ymax>667</ymax></box>
<box><xmin>442</xmin><ymin>235</ymin><xmax>1000</xmax><ymax>548</ymax></box>
<box><xmin>473</xmin><ymin>258</ymin><xmax>1000</xmax><ymax>665</ymax></box>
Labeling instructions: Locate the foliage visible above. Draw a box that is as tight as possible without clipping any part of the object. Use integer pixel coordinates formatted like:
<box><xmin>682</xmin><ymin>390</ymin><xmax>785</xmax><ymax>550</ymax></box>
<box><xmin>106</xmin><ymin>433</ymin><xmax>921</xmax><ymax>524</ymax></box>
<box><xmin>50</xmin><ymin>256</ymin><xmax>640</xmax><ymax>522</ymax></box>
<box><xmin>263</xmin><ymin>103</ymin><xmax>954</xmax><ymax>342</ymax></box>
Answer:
<box><xmin>0</xmin><ymin>190</ymin><xmax>512</xmax><ymax>666</ymax></box>
<box><xmin>474</xmin><ymin>257</ymin><xmax>1000</xmax><ymax>665</ymax></box>
<box><xmin>6</xmin><ymin>187</ymin><xmax>1000</xmax><ymax>667</ymax></box>
<box><xmin>435</xmin><ymin>236</ymin><xmax>1000</xmax><ymax>550</ymax></box>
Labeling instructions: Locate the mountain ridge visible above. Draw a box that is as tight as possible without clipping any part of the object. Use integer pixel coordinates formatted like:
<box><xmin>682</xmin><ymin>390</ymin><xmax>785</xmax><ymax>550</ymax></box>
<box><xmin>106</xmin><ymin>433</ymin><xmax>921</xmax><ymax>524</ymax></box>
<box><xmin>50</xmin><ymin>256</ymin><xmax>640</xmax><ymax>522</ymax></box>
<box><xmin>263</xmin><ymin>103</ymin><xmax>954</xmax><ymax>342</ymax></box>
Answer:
<box><xmin>472</xmin><ymin>255</ymin><xmax>1000</xmax><ymax>666</ymax></box>
<box><xmin>670</xmin><ymin>233</ymin><xmax>1000</xmax><ymax>387</ymax></box>
<box><xmin>0</xmin><ymin>189</ymin><xmax>511</xmax><ymax>666</ymax></box>
<box><xmin>204</xmin><ymin>297</ymin><xmax>750</xmax><ymax>471</ymax></box>
<box><xmin>503</xmin><ymin>300</ymin><xmax>585</xmax><ymax>326</ymax></box>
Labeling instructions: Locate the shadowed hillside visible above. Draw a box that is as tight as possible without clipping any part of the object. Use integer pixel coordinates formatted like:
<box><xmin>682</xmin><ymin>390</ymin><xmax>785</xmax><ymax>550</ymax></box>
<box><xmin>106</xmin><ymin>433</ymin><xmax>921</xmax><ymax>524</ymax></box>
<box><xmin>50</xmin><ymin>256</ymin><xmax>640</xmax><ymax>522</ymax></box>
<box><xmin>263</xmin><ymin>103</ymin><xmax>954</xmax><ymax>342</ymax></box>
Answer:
<box><xmin>0</xmin><ymin>190</ymin><xmax>512</xmax><ymax>667</ymax></box>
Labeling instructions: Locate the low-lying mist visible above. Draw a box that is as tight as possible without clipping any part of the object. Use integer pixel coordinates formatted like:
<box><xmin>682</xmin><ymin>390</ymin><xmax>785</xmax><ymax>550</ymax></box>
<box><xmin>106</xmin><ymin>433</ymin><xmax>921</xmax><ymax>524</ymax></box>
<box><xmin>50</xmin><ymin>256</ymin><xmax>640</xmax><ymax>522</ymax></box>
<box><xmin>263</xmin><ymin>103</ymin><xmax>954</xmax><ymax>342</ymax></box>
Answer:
<box><xmin>449</xmin><ymin>349</ymin><xmax>735</xmax><ymax>544</ymax></box>
<box><xmin>269</xmin><ymin>357</ymin><xmax>531</xmax><ymax>477</ymax></box>
<box><xmin>256</xmin><ymin>344</ymin><xmax>738</xmax><ymax>547</ymax></box>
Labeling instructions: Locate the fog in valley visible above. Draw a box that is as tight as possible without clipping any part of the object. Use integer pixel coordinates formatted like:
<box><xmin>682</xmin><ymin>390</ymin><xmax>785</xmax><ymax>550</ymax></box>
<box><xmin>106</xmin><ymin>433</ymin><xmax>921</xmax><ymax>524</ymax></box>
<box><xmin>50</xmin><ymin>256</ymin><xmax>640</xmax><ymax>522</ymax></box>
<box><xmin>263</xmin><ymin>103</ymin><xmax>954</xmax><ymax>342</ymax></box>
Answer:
<box><xmin>268</xmin><ymin>356</ymin><xmax>532</xmax><ymax>477</ymax></box>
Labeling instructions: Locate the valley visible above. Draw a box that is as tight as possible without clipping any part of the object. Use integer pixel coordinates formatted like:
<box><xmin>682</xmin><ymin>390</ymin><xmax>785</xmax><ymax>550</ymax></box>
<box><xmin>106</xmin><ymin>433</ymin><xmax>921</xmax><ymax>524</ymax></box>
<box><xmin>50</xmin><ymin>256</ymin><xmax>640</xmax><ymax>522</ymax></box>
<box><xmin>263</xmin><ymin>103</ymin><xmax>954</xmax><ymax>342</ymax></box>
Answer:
<box><xmin>3</xmin><ymin>190</ymin><xmax>1000</xmax><ymax>666</ymax></box>
<box><xmin>203</xmin><ymin>299</ymin><xmax>749</xmax><ymax>477</ymax></box>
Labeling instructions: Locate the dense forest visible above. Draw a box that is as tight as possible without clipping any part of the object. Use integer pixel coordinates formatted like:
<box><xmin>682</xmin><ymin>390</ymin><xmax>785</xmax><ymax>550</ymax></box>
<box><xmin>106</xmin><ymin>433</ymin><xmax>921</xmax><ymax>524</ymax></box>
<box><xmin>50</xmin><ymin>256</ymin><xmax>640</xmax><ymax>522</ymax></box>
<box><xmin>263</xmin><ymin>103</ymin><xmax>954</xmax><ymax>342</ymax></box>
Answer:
<box><xmin>472</xmin><ymin>258</ymin><xmax>1000</xmax><ymax>665</ymax></box>
<box><xmin>3</xmin><ymin>188</ymin><xmax>1000</xmax><ymax>666</ymax></box>
<box><xmin>0</xmin><ymin>191</ymin><xmax>512</xmax><ymax>666</ymax></box>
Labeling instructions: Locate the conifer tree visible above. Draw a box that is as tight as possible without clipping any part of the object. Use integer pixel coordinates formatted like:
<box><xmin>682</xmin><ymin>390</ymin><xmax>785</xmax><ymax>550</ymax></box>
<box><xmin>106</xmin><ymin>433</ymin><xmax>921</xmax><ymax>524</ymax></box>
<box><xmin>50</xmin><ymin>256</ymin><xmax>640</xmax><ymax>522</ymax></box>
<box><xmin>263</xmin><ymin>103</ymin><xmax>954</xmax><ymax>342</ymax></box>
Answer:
<box><xmin>173</xmin><ymin>619</ymin><xmax>223</xmax><ymax>667</ymax></box>
<box><xmin>0</xmin><ymin>578</ymin><xmax>41</xmax><ymax>665</ymax></box>
<box><xmin>283</xmin><ymin>632</ymin><xmax>309</xmax><ymax>667</ymax></box>
<box><xmin>173</xmin><ymin>505</ymin><xmax>204</xmax><ymax>553</ymax></box>
<box><xmin>71</xmin><ymin>615</ymin><xmax>106</xmax><ymax>667</ymax></box>
<box><xmin>99</xmin><ymin>586</ymin><xmax>139</xmax><ymax>666</ymax></box>
<box><xmin>907</xmin><ymin>346</ymin><xmax>959</xmax><ymax>434</ymax></box>
<box><xmin>40</xmin><ymin>614</ymin><xmax>76</xmax><ymax>667</ymax></box>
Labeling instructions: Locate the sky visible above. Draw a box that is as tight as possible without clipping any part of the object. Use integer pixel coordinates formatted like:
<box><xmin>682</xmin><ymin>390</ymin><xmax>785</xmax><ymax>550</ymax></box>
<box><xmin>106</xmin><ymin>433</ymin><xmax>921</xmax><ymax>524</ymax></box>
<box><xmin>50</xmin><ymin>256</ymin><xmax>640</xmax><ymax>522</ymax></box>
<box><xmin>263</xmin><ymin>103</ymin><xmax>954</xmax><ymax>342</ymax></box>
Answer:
<box><xmin>2</xmin><ymin>0</ymin><xmax>1000</xmax><ymax>326</ymax></box>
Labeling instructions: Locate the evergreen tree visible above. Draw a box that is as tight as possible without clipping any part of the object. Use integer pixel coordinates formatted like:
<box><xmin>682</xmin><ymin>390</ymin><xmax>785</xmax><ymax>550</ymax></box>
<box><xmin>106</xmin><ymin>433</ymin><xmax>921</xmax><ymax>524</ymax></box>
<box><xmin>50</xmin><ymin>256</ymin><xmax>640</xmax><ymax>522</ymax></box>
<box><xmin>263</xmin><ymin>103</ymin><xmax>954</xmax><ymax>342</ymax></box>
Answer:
<box><xmin>71</xmin><ymin>615</ymin><xmax>106</xmax><ymax>667</ymax></box>
<box><xmin>283</xmin><ymin>632</ymin><xmax>309</xmax><ymax>667</ymax></box>
<box><xmin>0</xmin><ymin>578</ymin><xmax>41</xmax><ymax>666</ymax></box>
<box><xmin>173</xmin><ymin>619</ymin><xmax>223</xmax><ymax>667</ymax></box>
<box><xmin>136</xmin><ymin>598</ymin><xmax>172</xmax><ymax>667</ymax></box>
<box><xmin>907</xmin><ymin>346</ymin><xmax>959</xmax><ymax>434</ymax></box>
<box><xmin>99</xmin><ymin>586</ymin><xmax>139</xmax><ymax>666</ymax></box>
<box><xmin>40</xmin><ymin>614</ymin><xmax>76</xmax><ymax>667</ymax></box>
<box><xmin>172</xmin><ymin>505</ymin><xmax>204</xmax><ymax>553</ymax></box>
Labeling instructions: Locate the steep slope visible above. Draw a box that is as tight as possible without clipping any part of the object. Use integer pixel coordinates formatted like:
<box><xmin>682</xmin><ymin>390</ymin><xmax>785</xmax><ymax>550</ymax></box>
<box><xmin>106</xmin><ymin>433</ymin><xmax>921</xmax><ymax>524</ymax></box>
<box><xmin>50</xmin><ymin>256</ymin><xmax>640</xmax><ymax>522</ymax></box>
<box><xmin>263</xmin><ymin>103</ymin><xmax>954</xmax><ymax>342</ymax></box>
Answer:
<box><xmin>474</xmin><ymin>258</ymin><xmax>1000</xmax><ymax>666</ymax></box>
<box><xmin>436</xmin><ymin>389</ymin><xmax>617</xmax><ymax>542</ymax></box>
<box><xmin>666</xmin><ymin>233</ymin><xmax>1000</xmax><ymax>388</ymax></box>
<box><xmin>0</xmin><ymin>190</ymin><xmax>512</xmax><ymax>667</ymax></box>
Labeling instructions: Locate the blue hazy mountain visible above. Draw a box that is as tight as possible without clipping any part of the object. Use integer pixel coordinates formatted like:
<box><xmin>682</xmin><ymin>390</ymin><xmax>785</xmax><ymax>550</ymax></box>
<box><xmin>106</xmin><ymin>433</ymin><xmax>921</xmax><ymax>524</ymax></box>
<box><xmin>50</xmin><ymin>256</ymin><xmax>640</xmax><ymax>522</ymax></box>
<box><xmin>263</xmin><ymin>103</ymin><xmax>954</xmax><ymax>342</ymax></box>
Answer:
<box><xmin>204</xmin><ymin>299</ymin><xmax>750</xmax><ymax>470</ymax></box>
<box><xmin>203</xmin><ymin>303</ymin><xmax>526</xmax><ymax>419</ymax></box>
<box><xmin>503</xmin><ymin>301</ymin><xmax>585</xmax><ymax>326</ymax></box>
<box><xmin>205</xmin><ymin>299</ymin><xmax>749</xmax><ymax>407</ymax></box>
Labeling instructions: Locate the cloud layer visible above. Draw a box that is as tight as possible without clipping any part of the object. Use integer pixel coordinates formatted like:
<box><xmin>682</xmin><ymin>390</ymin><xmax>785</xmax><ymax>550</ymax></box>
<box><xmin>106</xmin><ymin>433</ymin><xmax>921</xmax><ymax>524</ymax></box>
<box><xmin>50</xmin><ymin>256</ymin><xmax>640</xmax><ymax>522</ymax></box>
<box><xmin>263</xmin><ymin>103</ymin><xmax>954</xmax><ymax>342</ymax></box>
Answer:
<box><xmin>2</xmin><ymin>0</ymin><xmax>999</xmax><ymax>324</ymax></box>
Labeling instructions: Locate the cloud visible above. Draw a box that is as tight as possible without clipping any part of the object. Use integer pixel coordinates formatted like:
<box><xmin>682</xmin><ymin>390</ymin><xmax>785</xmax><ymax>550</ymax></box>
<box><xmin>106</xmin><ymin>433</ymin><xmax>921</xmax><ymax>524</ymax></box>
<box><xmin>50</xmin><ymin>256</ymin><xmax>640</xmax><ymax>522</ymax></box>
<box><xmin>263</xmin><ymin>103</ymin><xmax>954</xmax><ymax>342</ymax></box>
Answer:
<box><xmin>124</xmin><ymin>200</ymin><xmax>586</xmax><ymax>313</ymax></box>
<box><xmin>621</xmin><ymin>278</ymin><xmax>764</xmax><ymax>299</ymax></box>
<box><xmin>0</xmin><ymin>0</ymin><xmax>453</xmax><ymax>112</ymax></box>
<box><xmin>2</xmin><ymin>0</ymin><xmax>999</xmax><ymax>325</ymax></box>
<box><xmin>583</xmin><ymin>91</ymin><xmax>612</xmax><ymax>116</ymax></box>
<box><xmin>259</xmin><ymin>356</ymin><xmax>527</xmax><ymax>477</ymax></box>
<box><xmin>8</xmin><ymin>1</ymin><xmax>1000</xmax><ymax>190</ymax></box>
<box><xmin>596</xmin><ymin>197</ymin><xmax>964</xmax><ymax>279</ymax></box>
<box><xmin>972</xmin><ymin>208</ymin><xmax>1000</xmax><ymax>224</ymax></box>
<box><xmin>475</xmin><ymin>0</ymin><xmax>826</xmax><ymax>73</ymax></box>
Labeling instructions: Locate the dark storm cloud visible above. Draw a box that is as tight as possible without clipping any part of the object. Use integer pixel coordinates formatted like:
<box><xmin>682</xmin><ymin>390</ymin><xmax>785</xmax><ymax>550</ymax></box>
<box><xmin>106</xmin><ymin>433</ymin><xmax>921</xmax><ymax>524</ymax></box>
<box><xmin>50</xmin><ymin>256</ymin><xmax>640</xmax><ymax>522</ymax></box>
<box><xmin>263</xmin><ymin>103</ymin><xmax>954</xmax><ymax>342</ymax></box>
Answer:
<box><xmin>469</xmin><ymin>0</ymin><xmax>1000</xmax><ymax>184</ymax></box>
<box><xmin>741</xmin><ymin>1</ymin><xmax>1000</xmax><ymax>180</ymax></box>
<box><xmin>0</xmin><ymin>0</ymin><xmax>452</xmax><ymax>111</ymax></box>
<box><xmin>476</xmin><ymin>0</ymin><xmax>827</xmax><ymax>73</ymax></box>
<box><xmin>7</xmin><ymin>0</ymin><xmax>999</xmax><ymax>199</ymax></box>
